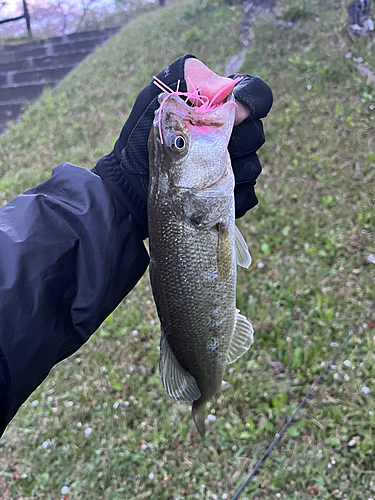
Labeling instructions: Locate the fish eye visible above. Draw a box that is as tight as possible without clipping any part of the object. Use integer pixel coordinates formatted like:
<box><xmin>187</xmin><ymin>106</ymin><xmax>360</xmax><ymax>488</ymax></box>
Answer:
<box><xmin>169</xmin><ymin>134</ymin><xmax>187</xmax><ymax>155</ymax></box>
<box><xmin>174</xmin><ymin>136</ymin><xmax>185</xmax><ymax>149</ymax></box>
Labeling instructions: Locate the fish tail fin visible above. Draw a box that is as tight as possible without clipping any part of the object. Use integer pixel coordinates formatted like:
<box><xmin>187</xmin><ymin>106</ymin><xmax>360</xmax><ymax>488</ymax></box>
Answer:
<box><xmin>192</xmin><ymin>401</ymin><xmax>206</xmax><ymax>437</ymax></box>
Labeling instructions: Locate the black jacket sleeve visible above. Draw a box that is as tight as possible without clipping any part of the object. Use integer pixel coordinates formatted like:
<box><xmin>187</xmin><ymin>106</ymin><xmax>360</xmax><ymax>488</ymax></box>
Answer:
<box><xmin>0</xmin><ymin>162</ymin><xmax>149</xmax><ymax>435</ymax></box>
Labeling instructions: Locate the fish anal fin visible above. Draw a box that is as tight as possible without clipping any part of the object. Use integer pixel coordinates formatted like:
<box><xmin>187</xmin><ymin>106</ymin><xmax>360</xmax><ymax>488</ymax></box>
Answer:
<box><xmin>160</xmin><ymin>332</ymin><xmax>201</xmax><ymax>403</ymax></box>
<box><xmin>227</xmin><ymin>309</ymin><xmax>254</xmax><ymax>364</ymax></box>
<box><xmin>235</xmin><ymin>225</ymin><xmax>251</xmax><ymax>268</ymax></box>
<box><xmin>192</xmin><ymin>401</ymin><xmax>206</xmax><ymax>437</ymax></box>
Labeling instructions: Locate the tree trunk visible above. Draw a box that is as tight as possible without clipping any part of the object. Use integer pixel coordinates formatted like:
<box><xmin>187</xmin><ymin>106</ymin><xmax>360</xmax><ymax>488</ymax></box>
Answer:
<box><xmin>22</xmin><ymin>0</ymin><xmax>32</xmax><ymax>38</ymax></box>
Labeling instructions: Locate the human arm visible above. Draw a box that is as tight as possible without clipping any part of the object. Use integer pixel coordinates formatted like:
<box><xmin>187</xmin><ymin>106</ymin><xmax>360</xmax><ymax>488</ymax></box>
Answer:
<box><xmin>0</xmin><ymin>163</ymin><xmax>149</xmax><ymax>433</ymax></box>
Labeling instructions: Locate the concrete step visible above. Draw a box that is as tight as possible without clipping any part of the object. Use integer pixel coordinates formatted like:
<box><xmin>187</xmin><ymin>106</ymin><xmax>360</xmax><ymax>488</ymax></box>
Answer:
<box><xmin>60</xmin><ymin>26</ymin><xmax>120</xmax><ymax>43</ymax></box>
<box><xmin>0</xmin><ymin>83</ymin><xmax>46</xmax><ymax>103</ymax></box>
<box><xmin>52</xmin><ymin>36</ymin><xmax>109</xmax><ymax>54</ymax></box>
<box><xmin>0</xmin><ymin>74</ymin><xmax>7</xmax><ymax>87</ymax></box>
<box><xmin>0</xmin><ymin>27</ymin><xmax>119</xmax><ymax>55</ymax></box>
<box><xmin>1</xmin><ymin>50</ymin><xmax>90</xmax><ymax>72</ymax></box>
<box><xmin>0</xmin><ymin>59</ymin><xmax>31</xmax><ymax>72</ymax></box>
<box><xmin>0</xmin><ymin>102</ymin><xmax>24</xmax><ymax>134</ymax></box>
<box><xmin>0</xmin><ymin>102</ymin><xmax>24</xmax><ymax>122</ymax></box>
<box><xmin>0</xmin><ymin>26</ymin><xmax>120</xmax><ymax>135</ymax></box>
<box><xmin>1</xmin><ymin>45</ymin><xmax>47</xmax><ymax>62</ymax></box>
<box><xmin>32</xmin><ymin>50</ymin><xmax>90</xmax><ymax>69</ymax></box>
<box><xmin>6</xmin><ymin>66</ymin><xmax>73</xmax><ymax>86</ymax></box>
<box><xmin>0</xmin><ymin>36</ymin><xmax>109</xmax><ymax>64</ymax></box>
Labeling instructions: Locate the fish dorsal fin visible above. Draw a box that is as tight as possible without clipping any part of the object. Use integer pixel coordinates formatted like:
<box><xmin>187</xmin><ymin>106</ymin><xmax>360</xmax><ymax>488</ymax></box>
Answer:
<box><xmin>160</xmin><ymin>332</ymin><xmax>201</xmax><ymax>403</ymax></box>
<box><xmin>235</xmin><ymin>225</ymin><xmax>251</xmax><ymax>268</ymax></box>
<box><xmin>227</xmin><ymin>309</ymin><xmax>254</xmax><ymax>364</ymax></box>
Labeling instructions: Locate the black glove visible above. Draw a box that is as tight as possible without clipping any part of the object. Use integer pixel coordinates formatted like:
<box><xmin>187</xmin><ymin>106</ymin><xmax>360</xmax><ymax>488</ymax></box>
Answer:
<box><xmin>93</xmin><ymin>55</ymin><xmax>273</xmax><ymax>237</ymax></box>
<box><xmin>229</xmin><ymin>73</ymin><xmax>273</xmax><ymax>218</ymax></box>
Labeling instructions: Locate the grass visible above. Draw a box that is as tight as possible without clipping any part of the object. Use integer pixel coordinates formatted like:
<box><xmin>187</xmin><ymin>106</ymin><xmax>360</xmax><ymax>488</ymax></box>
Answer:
<box><xmin>0</xmin><ymin>0</ymin><xmax>374</xmax><ymax>498</ymax></box>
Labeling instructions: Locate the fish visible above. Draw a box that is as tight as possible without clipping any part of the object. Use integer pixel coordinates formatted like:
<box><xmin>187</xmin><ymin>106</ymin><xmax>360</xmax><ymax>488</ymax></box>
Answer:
<box><xmin>147</xmin><ymin>85</ymin><xmax>254</xmax><ymax>436</ymax></box>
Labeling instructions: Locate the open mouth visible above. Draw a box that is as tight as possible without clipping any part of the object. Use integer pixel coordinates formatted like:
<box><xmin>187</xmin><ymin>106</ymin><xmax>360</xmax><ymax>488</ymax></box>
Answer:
<box><xmin>154</xmin><ymin>77</ymin><xmax>238</xmax><ymax>144</ymax></box>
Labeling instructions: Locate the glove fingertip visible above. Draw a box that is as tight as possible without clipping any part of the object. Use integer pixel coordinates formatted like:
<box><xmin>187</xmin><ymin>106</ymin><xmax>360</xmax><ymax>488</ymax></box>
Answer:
<box><xmin>231</xmin><ymin>74</ymin><xmax>273</xmax><ymax>119</ymax></box>
<box><xmin>235</xmin><ymin>182</ymin><xmax>259</xmax><ymax>218</ymax></box>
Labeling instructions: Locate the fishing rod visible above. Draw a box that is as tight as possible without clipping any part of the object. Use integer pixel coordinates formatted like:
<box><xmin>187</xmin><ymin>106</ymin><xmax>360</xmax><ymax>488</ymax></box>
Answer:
<box><xmin>230</xmin><ymin>299</ymin><xmax>375</xmax><ymax>500</ymax></box>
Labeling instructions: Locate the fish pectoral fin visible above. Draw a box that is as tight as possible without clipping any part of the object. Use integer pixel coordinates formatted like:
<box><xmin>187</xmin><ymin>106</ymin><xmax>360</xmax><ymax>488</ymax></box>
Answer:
<box><xmin>227</xmin><ymin>309</ymin><xmax>254</xmax><ymax>364</ymax></box>
<box><xmin>160</xmin><ymin>332</ymin><xmax>201</xmax><ymax>403</ymax></box>
<box><xmin>235</xmin><ymin>225</ymin><xmax>251</xmax><ymax>268</ymax></box>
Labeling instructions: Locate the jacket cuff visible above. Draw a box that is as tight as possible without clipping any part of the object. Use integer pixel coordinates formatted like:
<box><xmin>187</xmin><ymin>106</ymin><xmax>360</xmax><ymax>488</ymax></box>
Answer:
<box><xmin>93</xmin><ymin>152</ymin><xmax>148</xmax><ymax>240</ymax></box>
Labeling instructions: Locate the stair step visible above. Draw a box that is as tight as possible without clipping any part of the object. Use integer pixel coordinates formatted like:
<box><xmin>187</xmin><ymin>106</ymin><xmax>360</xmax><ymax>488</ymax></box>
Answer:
<box><xmin>52</xmin><ymin>36</ymin><xmax>109</xmax><ymax>54</ymax></box>
<box><xmin>1</xmin><ymin>59</ymin><xmax>31</xmax><ymax>73</ymax></box>
<box><xmin>0</xmin><ymin>27</ymin><xmax>120</xmax><ymax>55</ymax></box>
<box><xmin>0</xmin><ymin>26</ymin><xmax>120</xmax><ymax>135</ymax></box>
<box><xmin>0</xmin><ymin>74</ymin><xmax>7</xmax><ymax>87</ymax></box>
<box><xmin>61</xmin><ymin>26</ymin><xmax>120</xmax><ymax>43</ymax></box>
<box><xmin>0</xmin><ymin>83</ymin><xmax>48</xmax><ymax>103</ymax></box>
<box><xmin>0</xmin><ymin>37</ymin><xmax>107</xmax><ymax>64</ymax></box>
<box><xmin>0</xmin><ymin>102</ymin><xmax>24</xmax><ymax>122</ymax></box>
<box><xmin>0</xmin><ymin>46</ymin><xmax>47</xmax><ymax>62</ymax></box>
<box><xmin>32</xmin><ymin>51</ymin><xmax>90</xmax><ymax>69</ymax></box>
<box><xmin>0</xmin><ymin>50</ymin><xmax>88</xmax><ymax>73</ymax></box>
<box><xmin>7</xmin><ymin>66</ymin><xmax>74</xmax><ymax>86</ymax></box>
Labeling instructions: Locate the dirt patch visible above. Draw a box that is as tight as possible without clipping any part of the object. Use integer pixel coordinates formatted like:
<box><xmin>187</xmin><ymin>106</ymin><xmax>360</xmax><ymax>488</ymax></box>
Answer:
<box><xmin>345</xmin><ymin>51</ymin><xmax>375</xmax><ymax>87</ymax></box>
<box><xmin>239</xmin><ymin>0</ymin><xmax>276</xmax><ymax>45</ymax></box>
<box><xmin>356</xmin><ymin>61</ymin><xmax>375</xmax><ymax>85</ymax></box>
<box><xmin>243</xmin><ymin>0</ymin><xmax>276</xmax><ymax>11</ymax></box>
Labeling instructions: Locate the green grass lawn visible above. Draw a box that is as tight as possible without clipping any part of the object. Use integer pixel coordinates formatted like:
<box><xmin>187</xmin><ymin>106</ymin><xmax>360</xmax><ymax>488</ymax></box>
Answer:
<box><xmin>0</xmin><ymin>0</ymin><xmax>374</xmax><ymax>499</ymax></box>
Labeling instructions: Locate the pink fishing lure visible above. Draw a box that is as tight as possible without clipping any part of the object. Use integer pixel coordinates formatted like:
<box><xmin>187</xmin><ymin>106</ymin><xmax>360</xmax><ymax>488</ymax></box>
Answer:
<box><xmin>153</xmin><ymin>75</ymin><xmax>242</xmax><ymax>144</ymax></box>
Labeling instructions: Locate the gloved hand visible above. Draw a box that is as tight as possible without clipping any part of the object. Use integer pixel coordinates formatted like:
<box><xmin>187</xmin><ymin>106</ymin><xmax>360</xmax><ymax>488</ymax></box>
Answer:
<box><xmin>93</xmin><ymin>54</ymin><xmax>273</xmax><ymax>238</ymax></box>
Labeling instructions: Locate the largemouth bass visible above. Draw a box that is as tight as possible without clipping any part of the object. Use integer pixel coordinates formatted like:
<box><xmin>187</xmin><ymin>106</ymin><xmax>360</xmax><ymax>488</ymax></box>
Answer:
<box><xmin>147</xmin><ymin>91</ymin><xmax>254</xmax><ymax>436</ymax></box>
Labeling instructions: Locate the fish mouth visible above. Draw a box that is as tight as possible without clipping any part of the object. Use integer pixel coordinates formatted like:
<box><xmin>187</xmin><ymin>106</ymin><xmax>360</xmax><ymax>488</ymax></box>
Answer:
<box><xmin>160</xmin><ymin>93</ymin><xmax>236</xmax><ymax>128</ymax></box>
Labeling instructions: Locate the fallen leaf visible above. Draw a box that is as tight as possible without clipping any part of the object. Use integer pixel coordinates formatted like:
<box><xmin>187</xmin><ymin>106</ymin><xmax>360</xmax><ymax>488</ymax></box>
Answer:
<box><xmin>267</xmin><ymin>357</ymin><xmax>286</xmax><ymax>374</ymax></box>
